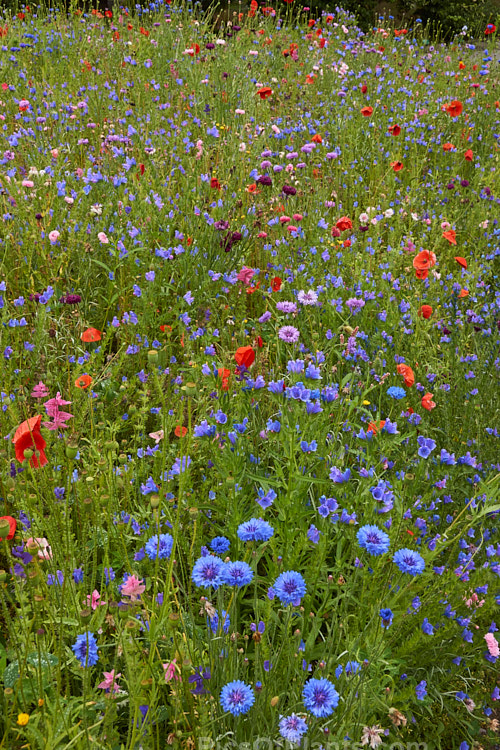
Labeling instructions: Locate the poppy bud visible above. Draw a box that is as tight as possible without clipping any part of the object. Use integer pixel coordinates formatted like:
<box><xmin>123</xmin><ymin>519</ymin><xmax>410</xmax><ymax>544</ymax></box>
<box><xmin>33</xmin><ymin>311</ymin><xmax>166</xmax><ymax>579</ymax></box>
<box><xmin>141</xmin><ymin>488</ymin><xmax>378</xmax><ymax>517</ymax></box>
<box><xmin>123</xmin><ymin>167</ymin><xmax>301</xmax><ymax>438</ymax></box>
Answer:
<box><xmin>0</xmin><ymin>570</ymin><xmax>7</xmax><ymax>583</ymax></box>
<box><xmin>23</xmin><ymin>448</ymin><xmax>34</xmax><ymax>461</ymax></box>
<box><xmin>65</xmin><ymin>444</ymin><xmax>78</xmax><ymax>460</ymax></box>
<box><xmin>270</xmin><ymin>696</ymin><xmax>279</xmax><ymax>707</ymax></box>
<box><xmin>0</xmin><ymin>519</ymin><xmax>11</xmax><ymax>539</ymax></box>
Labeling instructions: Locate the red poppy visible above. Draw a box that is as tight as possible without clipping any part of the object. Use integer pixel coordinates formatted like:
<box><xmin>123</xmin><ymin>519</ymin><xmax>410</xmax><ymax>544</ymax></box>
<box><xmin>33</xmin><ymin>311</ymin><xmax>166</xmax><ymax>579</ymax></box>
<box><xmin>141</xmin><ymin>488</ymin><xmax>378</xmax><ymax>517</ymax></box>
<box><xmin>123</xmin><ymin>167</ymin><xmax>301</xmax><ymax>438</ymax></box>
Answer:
<box><xmin>360</xmin><ymin>106</ymin><xmax>373</xmax><ymax>117</ymax></box>
<box><xmin>390</xmin><ymin>161</ymin><xmax>403</xmax><ymax>172</ymax></box>
<box><xmin>255</xmin><ymin>335</ymin><xmax>264</xmax><ymax>348</ymax></box>
<box><xmin>418</xmin><ymin>305</ymin><xmax>433</xmax><ymax>319</ymax></box>
<box><xmin>421</xmin><ymin>393</ymin><xmax>436</xmax><ymax>411</ymax></box>
<box><xmin>458</xmin><ymin>288</ymin><xmax>469</xmax><ymax>298</ymax></box>
<box><xmin>442</xmin><ymin>230</ymin><xmax>456</xmax><ymax>245</ymax></box>
<box><xmin>336</xmin><ymin>217</ymin><xmax>352</xmax><ymax>232</ymax></box>
<box><xmin>464</xmin><ymin>149</ymin><xmax>473</xmax><ymax>161</ymax></box>
<box><xmin>217</xmin><ymin>367</ymin><xmax>231</xmax><ymax>391</ymax></box>
<box><xmin>139</xmin><ymin>27</ymin><xmax>149</xmax><ymax>36</ymax></box>
<box><xmin>248</xmin><ymin>0</ymin><xmax>258</xmax><ymax>16</ymax></box>
<box><xmin>256</xmin><ymin>87</ymin><xmax>273</xmax><ymax>100</ymax></box>
<box><xmin>454</xmin><ymin>256</ymin><xmax>467</xmax><ymax>269</ymax></box>
<box><xmin>210</xmin><ymin>178</ymin><xmax>221</xmax><ymax>190</ymax></box>
<box><xmin>81</xmin><ymin>327</ymin><xmax>102</xmax><ymax>343</ymax></box>
<box><xmin>0</xmin><ymin>516</ymin><xmax>17</xmax><ymax>540</ymax></box>
<box><xmin>174</xmin><ymin>425</ymin><xmax>188</xmax><ymax>438</ymax></box>
<box><xmin>311</xmin><ymin>133</ymin><xmax>322</xmax><ymax>144</ymax></box>
<box><xmin>459</xmin><ymin>61</ymin><xmax>466</xmax><ymax>70</ymax></box>
<box><xmin>442</xmin><ymin>142</ymin><xmax>455</xmax><ymax>152</ymax></box>
<box><xmin>105</xmin><ymin>9</ymin><xmax>112</xmax><ymax>17</ymax></box>
<box><xmin>444</xmin><ymin>100</ymin><xmax>463</xmax><ymax>117</ymax></box>
<box><xmin>308</xmin><ymin>19</ymin><xmax>315</xmax><ymax>27</ymax></box>
<box><xmin>188</xmin><ymin>43</ymin><xmax>200</xmax><ymax>56</ymax></box>
<box><xmin>397</xmin><ymin>363</ymin><xmax>415</xmax><ymax>388</ymax></box>
<box><xmin>160</xmin><ymin>324</ymin><xmax>172</xmax><ymax>334</ymax></box>
<box><xmin>246</xmin><ymin>183</ymin><xmax>260</xmax><ymax>194</ymax></box>
<box><xmin>367</xmin><ymin>420</ymin><xmax>386</xmax><ymax>435</ymax></box>
<box><xmin>235</xmin><ymin>346</ymin><xmax>255</xmax><ymax>369</ymax></box>
<box><xmin>413</xmin><ymin>250</ymin><xmax>436</xmax><ymax>276</ymax></box>
<box><xmin>485</xmin><ymin>24</ymin><xmax>496</xmax><ymax>35</ymax></box>
<box><xmin>75</xmin><ymin>374</ymin><xmax>93</xmax><ymax>389</ymax></box>
<box><xmin>361</xmin><ymin>84</ymin><xmax>367</xmax><ymax>94</ymax></box>
<box><xmin>271</xmin><ymin>276</ymin><xmax>282</xmax><ymax>291</ymax></box>
<box><xmin>388</xmin><ymin>124</ymin><xmax>401</xmax><ymax>136</ymax></box>
<box><xmin>343</xmin><ymin>239</ymin><xmax>351</xmax><ymax>248</ymax></box>
<box><xmin>13</xmin><ymin>415</ymin><xmax>48</xmax><ymax>469</ymax></box>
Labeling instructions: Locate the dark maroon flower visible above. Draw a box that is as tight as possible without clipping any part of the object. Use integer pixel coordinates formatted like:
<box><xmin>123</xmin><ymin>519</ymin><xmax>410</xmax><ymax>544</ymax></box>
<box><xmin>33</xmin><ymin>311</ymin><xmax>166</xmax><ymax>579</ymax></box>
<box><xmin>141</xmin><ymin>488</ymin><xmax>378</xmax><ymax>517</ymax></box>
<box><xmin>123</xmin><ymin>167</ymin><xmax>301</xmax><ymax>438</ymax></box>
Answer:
<box><xmin>29</xmin><ymin>293</ymin><xmax>41</xmax><ymax>302</ymax></box>
<box><xmin>206</xmin><ymin>43</ymin><xmax>215</xmax><ymax>49</ymax></box>
<box><xmin>460</xmin><ymin>179</ymin><xmax>469</xmax><ymax>188</ymax></box>
<box><xmin>257</xmin><ymin>175</ymin><xmax>272</xmax><ymax>186</ymax></box>
<box><xmin>282</xmin><ymin>184</ymin><xmax>296</xmax><ymax>196</ymax></box>
<box><xmin>60</xmin><ymin>294</ymin><xmax>82</xmax><ymax>305</ymax></box>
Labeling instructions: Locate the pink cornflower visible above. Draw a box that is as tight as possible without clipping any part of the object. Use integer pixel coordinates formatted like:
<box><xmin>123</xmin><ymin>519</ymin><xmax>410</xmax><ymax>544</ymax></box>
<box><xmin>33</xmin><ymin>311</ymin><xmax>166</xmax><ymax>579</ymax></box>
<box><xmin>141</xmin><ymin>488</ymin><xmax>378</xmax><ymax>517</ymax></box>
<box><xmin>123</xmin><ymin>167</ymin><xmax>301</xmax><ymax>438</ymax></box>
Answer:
<box><xmin>25</xmin><ymin>537</ymin><xmax>52</xmax><ymax>560</ymax></box>
<box><xmin>86</xmin><ymin>590</ymin><xmax>106</xmax><ymax>611</ymax></box>
<box><xmin>121</xmin><ymin>574</ymin><xmax>146</xmax><ymax>602</ymax></box>
<box><xmin>98</xmin><ymin>670</ymin><xmax>121</xmax><ymax>694</ymax></box>
<box><xmin>485</xmin><ymin>633</ymin><xmax>500</xmax><ymax>657</ymax></box>
<box><xmin>237</xmin><ymin>266</ymin><xmax>255</xmax><ymax>285</ymax></box>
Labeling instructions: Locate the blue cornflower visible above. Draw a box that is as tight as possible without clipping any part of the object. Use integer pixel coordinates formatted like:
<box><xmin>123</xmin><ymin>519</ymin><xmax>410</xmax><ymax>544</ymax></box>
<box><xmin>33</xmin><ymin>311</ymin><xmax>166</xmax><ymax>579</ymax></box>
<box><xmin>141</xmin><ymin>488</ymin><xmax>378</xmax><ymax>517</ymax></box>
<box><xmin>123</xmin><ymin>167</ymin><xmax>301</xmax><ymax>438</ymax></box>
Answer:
<box><xmin>220</xmin><ymin>680</ymin><xmax>255</xmax><ymax>716</ymax></box>
<box><xmin>345</xmin><ymin>661</ymin><xmax>361</xmax><ymax>675</ymax></box>
<box><xmin>73</xmin><ymin>567</ymin><xmax>84</xmax><ymax>584</ymax></box>
<box><xmin>237</xmin><ymin>518</ymin><xmax>274</xmax><ymax>542</ymax></box>
<box><xmin>415</xmin><ymin>680</ymin><xmax>427</xmax><ymax>700</ymax></box>
<box><xmin>192</xmin><ymin>555</ymin><xmax>226</xmax><ymax>590</ymax></box>
<box><xmin>144</xmin><ymin>533</ymin><xmax>173</xmax><ymax>560</ymax></box>
<box><xmin>72</xmin><ymin>632</ymin><xmax>99</xmax><ymax>667</ymax></box>
<box><xmin>387</xmin><ymin>386</ymin><xmax>406</xmax><ymax>400</ymax></box>
<box><xmin>279</xmin><ymin>714</ymin><xmax>308</xmax><ymax>743</ymax></box>
<box><xmin>357</xmin><ymin>525</ymin><xmax>390</xmax><ymax>556</ymax></box>
<box><xmin>393</xmin><ymin>548</ymin><xmax>425</xmax><ymax>576</ymax></box>
<box><xmin>210</xmin><ymin>536</ymin><xmax>230</xmax><ymax>554</ymax></box>
<box><xmin>379</xmin><ymin>608</ymin><xmax>393</xmax><ymax>628</ymax></box>
<box><xmin>272</xmin><ymin>571</ymin><xmax>306</xmax><ymax>607</ymax></box>
<box><xmin>224</xmin><ymin>561</ymin><xmax>254</xmax><ymax>587</ymax></box>
<box><xmin>54</xmin><ymin>486</ymin><xmax>65</xmax><ymax>499</ymax></box>
<box><xmin>208</xmin><ymin>609</ymin><xmax>230</xmax><ymax>635</ymax></box>
<box><xmin>417</xmin><ymin>436</ymin><xmax>436</xmax><ymax>459</ymax></box>
<box><xmin>302</xmin><ymin>678</ymin><xmax>339</xmax><ymax>718</ymax></box>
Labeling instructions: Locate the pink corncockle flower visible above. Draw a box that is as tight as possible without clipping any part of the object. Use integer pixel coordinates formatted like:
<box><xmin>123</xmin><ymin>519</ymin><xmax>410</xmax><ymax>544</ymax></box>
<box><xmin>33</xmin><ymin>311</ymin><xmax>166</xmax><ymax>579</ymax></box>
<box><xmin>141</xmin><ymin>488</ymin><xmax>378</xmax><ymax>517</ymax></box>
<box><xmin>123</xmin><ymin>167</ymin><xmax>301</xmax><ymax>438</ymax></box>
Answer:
<box><xmin>257</xmin><ymin>231</ymin><xmax>267</xmax><ymax>238</ymax></box>
<box><xmin>98</xmin><ymin>670</ymin><xmax>122</xmax><ymax>694</ymax></box>
<box><xmin>287</xmin><ymin>225</ymin><xmax>298</xmax><ymax>233</ymax></box>
<box><xmin>48</xmin><ymin>230</ymin><xmax>60</xmax><ymax>244</ymax></box>
<box><xmin>292</xmin><ymin>214</ymin><xmax>303</xmax><ymax>222</ymax></box>
<box><xmin>237</xmin><ymin>266</ymin><xmax>255</xmax><ymax>285</ymax></box>
<box><xmin>97</xmin><ymin>232</ymin><xmax>109</xmax><ymax>244</ymax></box>
<box><xmin>25</xmin><ymin>537</ymin><xmax>52</xmax><ymax>560</ymax></box>
<box><xmin>22</xmin><ymin>180</ymin><xmax>34</xmax><ymax>188</ymax></box>
<box><xmin>149</xmin><ymin>429</ymin><xmax>164</xmax><ymax>444</ymax></box>
<box><xmin>485</xmin><ymin>633</ymin><xmax>500</xmax><ymax>657</ymax></box>
<box><xmin>31</xmin><ymin>381</ymin><xmax>49</xmax><ymax>399</ymax></box>
<box><xmin>86</xmin><ymin>590</ymin><xmax>106</xmax><ymax>610</ymax></box>
<box><xmin>163</xmin><ymin>659</ymin><xmax>181</xmax><ymax>682</ymax></box>
<box><xmin>279</xmin><ymin>215</ymin><xmax>291</xmax><ymax>224</ymax></box>
<box><xmin>43</xmin><ymin>392</ymin><xmax>73</xmax><ymax>431</ymax></box>
<box><xmin>121</xmin><ymin>574</ymin><xmax>146</xmax><ymax>602</ymax></box>
<box><xmin>441</xmin><ymin>221</ymin><xmax>451</xmax><ymax>230</ymax></box>
<box><xmin>463</xmin><ymin>592</ymin><xmax>485</xmax><ymax>608</ymax></box>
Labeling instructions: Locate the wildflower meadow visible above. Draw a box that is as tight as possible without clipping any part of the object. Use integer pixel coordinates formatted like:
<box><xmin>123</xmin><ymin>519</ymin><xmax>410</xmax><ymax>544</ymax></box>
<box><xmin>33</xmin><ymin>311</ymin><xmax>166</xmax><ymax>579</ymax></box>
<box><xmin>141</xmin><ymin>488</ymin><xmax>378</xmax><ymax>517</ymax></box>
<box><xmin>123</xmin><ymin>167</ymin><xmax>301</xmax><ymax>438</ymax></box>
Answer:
<box><xmin>0</xmin><ymin>1</ymin><xmax>499</xmax><ymax>748</ymax></box>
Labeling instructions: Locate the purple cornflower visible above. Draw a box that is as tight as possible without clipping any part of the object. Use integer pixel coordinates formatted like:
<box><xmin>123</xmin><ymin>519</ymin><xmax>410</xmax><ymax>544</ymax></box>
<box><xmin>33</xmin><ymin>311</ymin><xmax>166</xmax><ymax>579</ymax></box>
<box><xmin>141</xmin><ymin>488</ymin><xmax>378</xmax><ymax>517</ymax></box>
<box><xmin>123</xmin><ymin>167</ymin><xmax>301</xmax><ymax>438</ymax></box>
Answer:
<box><xmin>278</xmin><ymin>326</ymin><xmax>300</xmax><ymax>343</ymax></box>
